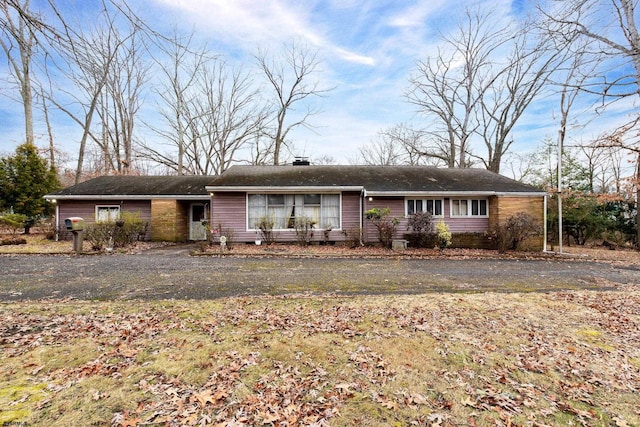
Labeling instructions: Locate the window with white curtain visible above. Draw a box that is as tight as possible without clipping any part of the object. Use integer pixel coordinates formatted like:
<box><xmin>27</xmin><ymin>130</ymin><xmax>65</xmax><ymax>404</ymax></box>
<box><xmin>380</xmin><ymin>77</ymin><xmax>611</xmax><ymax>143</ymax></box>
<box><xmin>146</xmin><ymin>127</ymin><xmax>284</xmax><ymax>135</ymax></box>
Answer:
<box><xmin>450</xmin><ymin>199</ymin><xmax>488</xmax><ymax>217</ymax></box>
<box><xmin>248</xmin><ymin>194</ymin><xmax>340</xmax><ymax>229</ymax></box>
<box><xmin>95</xmin><ymin>205</ymin><xmax>120</xmax><ymax>222</ymax></box>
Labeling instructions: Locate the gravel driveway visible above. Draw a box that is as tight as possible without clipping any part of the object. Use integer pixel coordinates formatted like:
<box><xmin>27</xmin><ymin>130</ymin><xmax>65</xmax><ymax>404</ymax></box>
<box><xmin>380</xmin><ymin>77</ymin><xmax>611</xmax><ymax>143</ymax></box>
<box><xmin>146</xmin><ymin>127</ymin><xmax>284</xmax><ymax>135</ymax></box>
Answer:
<box><xmin>1</xmin><ymin>247</ymin><xmax>639</xmax><ymax>301</ymax></box>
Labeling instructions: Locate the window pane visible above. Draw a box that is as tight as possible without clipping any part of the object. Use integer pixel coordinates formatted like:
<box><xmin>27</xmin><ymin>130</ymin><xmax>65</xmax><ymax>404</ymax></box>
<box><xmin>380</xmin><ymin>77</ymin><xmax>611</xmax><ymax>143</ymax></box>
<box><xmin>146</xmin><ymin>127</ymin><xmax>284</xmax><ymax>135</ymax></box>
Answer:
<box><xmin>320</xmin><ymin>194</ymin><xmax>340</xmax><ymax>229</ymax></box>
<box><xmin>97</xmin><ymin>206</ymin><xmax>120</xmax><ymax>222</ymax></box>
<box><xmin>248</xmin><ymin>195</ymin><xmax>266</xmax><ymax>228</ymax></box>
<box><xmin>192</xmin><ymin>205</ymin><xmax>205</xmax><ymax>221</ymax></box>
<box><xmin>426</xmin><ymin>200</ymin><xmax>433</xmax><ymax>214</ymax></box>
<box><xmin>454</xmin><ymin>200</ymin><xmax>468</xmax><ymax>216</ymax></box>
<box><xmin>434</xmin><ymin>200</ymin><xmax>442</xmax><ymax>216</ymax></box>
<box><xmin>407</xmin><ymin>200</ymin><xmax>415</xmax><ymax>215</ymax></box>
<box><xmin>304</xmin><ymin>194</ymin><xmax>321</xmax><ymax>205</ymax></box>
<box><xmin>416</xmin><ymin>200</ymin><xmax>423</xmax><ymax>212</ymax></box>
<box><xmin>472</xmin><ymin>200</ymin><xmax>479</xmax><ymax>216</ymax></box>
<box><xmin>480</xmin><ymin>200</ymin><xmax>487</xmax><ymax>216</ymax></box>
<box><xmin>268</xmin><ymin>194</ymin><xmax>285</xmax><ymax>205</ymax></box>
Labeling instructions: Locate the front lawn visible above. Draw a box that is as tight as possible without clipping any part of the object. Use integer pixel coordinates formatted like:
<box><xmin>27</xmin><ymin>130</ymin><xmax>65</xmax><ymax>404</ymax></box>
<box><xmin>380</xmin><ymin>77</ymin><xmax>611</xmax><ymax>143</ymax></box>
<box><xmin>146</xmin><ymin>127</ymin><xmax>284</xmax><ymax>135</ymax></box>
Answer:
<box><xmin>1</xmin><ymin>289</ymin><xmax>638</xmax><ymax>426</ymax></box>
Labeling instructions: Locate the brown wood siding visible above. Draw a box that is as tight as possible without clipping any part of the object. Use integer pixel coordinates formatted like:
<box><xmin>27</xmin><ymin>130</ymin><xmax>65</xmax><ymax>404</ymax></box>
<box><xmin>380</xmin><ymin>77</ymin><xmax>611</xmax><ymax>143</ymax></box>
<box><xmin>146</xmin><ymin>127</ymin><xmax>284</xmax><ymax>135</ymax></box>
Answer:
<box><xmin>57</xmin><ymin>200</ymin><xmax>151</xmax><ymax>240</ymax></box>
<box><xmin>340</xmin><ymin>192</ymin><xmax>361</xmax><ymax>235</ymax></box>
<box><xmin>490</xmin><ymin>196</ymin><xmax>545</xmax><ymax>250</ymax></box>
<box><xmin>362</xmin><ymin>197</ymin><xmax>405</xmax><ymax>244</ymax></box>
<box><xmin>211</xmin><ymin>192</ymin><xmax>254</xmax><ymax>241</ymax></box>
<box><xmin>212</xmin><ymin>191</ymin><xmax>361</xmax><ymax>243</ymax></box>
<box><xmin>363</xmin><ymin>197</ymin><xmax>491</xmax><ymax>245</ymax></box>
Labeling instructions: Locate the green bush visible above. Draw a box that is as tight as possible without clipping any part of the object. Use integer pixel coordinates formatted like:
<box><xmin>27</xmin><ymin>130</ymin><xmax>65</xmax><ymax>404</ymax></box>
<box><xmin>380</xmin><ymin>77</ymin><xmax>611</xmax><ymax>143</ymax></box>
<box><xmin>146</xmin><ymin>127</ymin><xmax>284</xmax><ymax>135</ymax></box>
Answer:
<box><xmin>365</xmin><ymin>207</ymin><xmax>399</xmax><ymax>248</ymax></box>
<box><xmin>85</xmin><ymin>212</ymin><xmax>148</xmax><ymax>251</ymax></box>
<box><xmin>435</xmin><ymin>220</ymin><xmax>452</xmax><ymax>251</ymax></box>
<box><xmin>0</xmin><ymin>213</ymin><xmax>28</xmax><ymax>235</ymax></box>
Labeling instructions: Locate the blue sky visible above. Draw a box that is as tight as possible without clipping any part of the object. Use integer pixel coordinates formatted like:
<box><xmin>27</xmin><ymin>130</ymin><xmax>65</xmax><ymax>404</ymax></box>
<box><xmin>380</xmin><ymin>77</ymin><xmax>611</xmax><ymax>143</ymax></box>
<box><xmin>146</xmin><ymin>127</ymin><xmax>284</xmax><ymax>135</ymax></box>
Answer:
<box><xmin>1</xmin><ymin>0</ymin><xmax>636</xmax><ymax>172</ymax></box>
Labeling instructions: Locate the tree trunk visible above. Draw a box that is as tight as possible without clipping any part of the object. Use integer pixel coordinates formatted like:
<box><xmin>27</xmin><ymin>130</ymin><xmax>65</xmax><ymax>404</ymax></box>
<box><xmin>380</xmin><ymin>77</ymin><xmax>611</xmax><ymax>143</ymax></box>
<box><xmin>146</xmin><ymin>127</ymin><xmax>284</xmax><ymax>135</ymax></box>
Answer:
<box><xmin>636</xmin><ymin>152</ymin><xmax>639</xmax><ymax>250</ymax></box>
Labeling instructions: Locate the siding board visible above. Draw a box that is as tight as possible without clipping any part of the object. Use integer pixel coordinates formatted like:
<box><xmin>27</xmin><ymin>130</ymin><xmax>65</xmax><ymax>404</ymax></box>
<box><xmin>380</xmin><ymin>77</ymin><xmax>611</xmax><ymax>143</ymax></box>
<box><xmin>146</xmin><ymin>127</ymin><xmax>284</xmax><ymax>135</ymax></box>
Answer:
<box><xmin>57</xmin><ymin>200</ymin><xmax>152</xmax><ymax>240</ymax></box>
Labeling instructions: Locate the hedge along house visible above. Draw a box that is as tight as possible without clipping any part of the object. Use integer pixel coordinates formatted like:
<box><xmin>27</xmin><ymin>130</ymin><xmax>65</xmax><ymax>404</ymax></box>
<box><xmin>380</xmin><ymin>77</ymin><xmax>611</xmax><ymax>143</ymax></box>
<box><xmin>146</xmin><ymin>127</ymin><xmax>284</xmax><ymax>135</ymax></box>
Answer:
<box><xmin>45</xmin><ymin>175</ymin><xmax>216</xmax><ymax>242</ymax></box>
<box><xmin>205</xmin><ymin>165</ymin><xmax>548</xmax><ymax>249</ymax></box>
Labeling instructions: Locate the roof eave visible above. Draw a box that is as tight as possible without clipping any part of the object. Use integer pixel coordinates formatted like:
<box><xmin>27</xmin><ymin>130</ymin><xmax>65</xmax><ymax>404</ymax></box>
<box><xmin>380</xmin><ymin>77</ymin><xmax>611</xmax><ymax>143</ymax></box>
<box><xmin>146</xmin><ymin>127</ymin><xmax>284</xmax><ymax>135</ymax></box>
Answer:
<box><xmin>205</xmin><ymin>186</ymin><xmax>364</xmax><ymax>193</ymax></box>
<box><xmin>45</xmin><ymin>195</ymin><xmax>210</xmax><ymax>200</ymax></box>
<box><xmin>365</xmin><ymin>190</ymin><xmax>547</xmax><ymax>197</ymax></box>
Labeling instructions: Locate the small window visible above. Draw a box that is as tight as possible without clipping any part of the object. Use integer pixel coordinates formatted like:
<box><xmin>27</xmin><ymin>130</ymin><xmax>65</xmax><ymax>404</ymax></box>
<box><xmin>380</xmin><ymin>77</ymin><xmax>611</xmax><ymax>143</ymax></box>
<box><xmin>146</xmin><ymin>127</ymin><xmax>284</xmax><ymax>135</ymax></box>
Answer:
<box><xmin>406</xmin><ymin>199</ymin><xmax>442</xmax><ymax>217</ymax></box>
<box><xmin>96</xmin><ymin>205</ymin><xmax>120</xmax><ymax>222</ymax></box>
<box><xmin>304</xmin><ymin>194</ymin><xmax>321</xmax><ymax>205</ymax></box>
<box><xmin>268</xmin><ymin>194</ymin><xmax>285</xmax><ymax>205</ymax></box>
<box><xmin>451</xmin><ymin>199</ymin><xmax>488</xmax><ymax>217</ymax></box>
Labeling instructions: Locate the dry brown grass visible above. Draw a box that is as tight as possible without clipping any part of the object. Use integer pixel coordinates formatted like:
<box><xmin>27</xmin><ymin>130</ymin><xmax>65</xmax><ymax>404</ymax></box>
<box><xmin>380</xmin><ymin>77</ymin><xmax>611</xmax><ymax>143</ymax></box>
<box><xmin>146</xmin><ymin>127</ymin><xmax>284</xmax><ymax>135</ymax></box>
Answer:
<box><xmin>3</xmin><ymin>232</ymin><xmax>640</xmax><ymax>264</ymax></box>
<box><xmin>0</xmin><ymin>234</ymin><xmax>72</xmax><ymax>254</ymax></box>
<box><xmin>1</xmin><ymin>289</ymin><xmax>639</xmax><ymax>426</ymax></box>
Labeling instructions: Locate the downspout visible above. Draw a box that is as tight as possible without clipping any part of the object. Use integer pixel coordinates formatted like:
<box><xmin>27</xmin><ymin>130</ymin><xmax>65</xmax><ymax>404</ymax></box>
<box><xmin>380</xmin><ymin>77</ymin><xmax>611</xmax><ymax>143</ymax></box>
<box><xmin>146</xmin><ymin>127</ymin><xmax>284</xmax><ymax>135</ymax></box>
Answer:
<box><xmin>55</xmin><ymin>203</ymin><xmax>59</xmax><ymax>241</ymax></box>
<box><xmin>360</xmin><ymin>189</ymin><xmax>364</xmax><ymax>245</ymax></box>
<box><xmin>543</xmin><ymin>194</ymin><xmax>547</xmax><ymax>252</ymax></box>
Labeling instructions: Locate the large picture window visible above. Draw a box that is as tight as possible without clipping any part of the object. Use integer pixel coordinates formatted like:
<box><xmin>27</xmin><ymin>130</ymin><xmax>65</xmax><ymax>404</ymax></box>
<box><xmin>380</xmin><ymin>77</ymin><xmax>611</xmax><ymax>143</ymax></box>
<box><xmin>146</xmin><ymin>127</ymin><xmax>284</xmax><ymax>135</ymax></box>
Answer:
<box><xmin>450</xmin><ymin>199</ymin><xmax>488</xmax><ymax>217</ymax></box>
<box><xmin>406</xmin><ymin>198</ymin><xmax>443</xmax><ymax>217</ymax></box>
<box><xmin>96</xmin><ymin>205</ymin><xmax>120</xmax><ymax>222</ymax></box>
<box><xmin>248</xmin><ymin>194</ymin><xmax>340</xmax><ymax>230</ymax></box>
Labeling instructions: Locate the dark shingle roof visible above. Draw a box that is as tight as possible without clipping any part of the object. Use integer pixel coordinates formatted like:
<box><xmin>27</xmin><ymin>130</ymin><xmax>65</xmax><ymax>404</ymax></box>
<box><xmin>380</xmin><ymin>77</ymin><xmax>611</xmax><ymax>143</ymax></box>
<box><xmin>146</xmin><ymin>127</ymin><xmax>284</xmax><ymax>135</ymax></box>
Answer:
<box><xmin>47</xmin><ymin>175</ymin><xmax>216</xmax><ymax>199</ymax></box>
<box><xmin>206</xmin><ymin>165</ymin><xmax>544</xmax><ymax>194</ymax></box>
<box><xmin>46</xmin><ymin>167</ymin><xmax>544</xmax><ymax>199</ymax></box>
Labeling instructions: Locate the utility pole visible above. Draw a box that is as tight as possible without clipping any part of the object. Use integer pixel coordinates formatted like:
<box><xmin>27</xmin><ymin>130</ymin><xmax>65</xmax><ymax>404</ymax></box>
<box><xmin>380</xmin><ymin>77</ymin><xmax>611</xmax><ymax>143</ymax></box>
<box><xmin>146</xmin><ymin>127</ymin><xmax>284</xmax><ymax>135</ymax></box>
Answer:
<box><xmin>557</xmin><ymin>129</ymin><xmax>563</xmax><ymax>254</ymax></box>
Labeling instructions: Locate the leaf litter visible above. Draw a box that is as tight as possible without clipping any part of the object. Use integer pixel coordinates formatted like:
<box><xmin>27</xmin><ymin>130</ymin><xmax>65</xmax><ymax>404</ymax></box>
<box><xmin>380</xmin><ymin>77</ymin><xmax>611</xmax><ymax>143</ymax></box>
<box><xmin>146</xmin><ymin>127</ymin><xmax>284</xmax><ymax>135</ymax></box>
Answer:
<box><xmin>0</xmin><ymin>285</ymin><xmax>639</xmax><ymax>426</ymax></box>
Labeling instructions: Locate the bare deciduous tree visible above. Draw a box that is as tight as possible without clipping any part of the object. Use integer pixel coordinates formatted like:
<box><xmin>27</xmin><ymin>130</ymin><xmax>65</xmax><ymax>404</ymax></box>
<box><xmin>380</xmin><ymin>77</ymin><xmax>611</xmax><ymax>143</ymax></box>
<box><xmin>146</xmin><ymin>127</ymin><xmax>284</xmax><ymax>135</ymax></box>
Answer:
<box><xmin>408</xmin><ymin>8</ymin><xmax>569</xmax><ymax>174</ymax></box>
<box><xmin>189</xmin><ymin>60</ymin><xmax>268</xmax><ymax>174</ymax></box>
<box><xmin>542</xmin><ymin>0</ymin><xmax>640</xmax><ymax>247</ymax></box>
<box><xmin>42</xmin><ymin>2</ymin><xmax>138</xmax><ymax>183</ymax></box>
<box><xmin>1</xmin><ymin>0</ymin><xmax>37</xmax><ymax>146</ymax></box>
<box><xmin>255</xmin><ymin>40</ymin><xmax>332</xmax><ymax>165</ymax></box>
<box><xmin>478</xmin><ymin>27</ymin><xmax>569</xmax><ymax>173</ymax></box>
<box><xmin>142</xmin><ymin>55</ymin><xmax>268</xmax><ymax>175</ymax></box>
<box><xmin>97</xmin><ymin>26</ymin><xmax>149</xmax><ymax>175</ymax></box>
<box><xmin>406</xmin><ymin>8</ymin><xmax>506</xmax><ymax>168</ymax></box>
<box><xmin>357</xmin><ymin>124</ymin><xmax>447</xmax><ymax>166</ymax></box>
<box><xmin>142</xmin><ymin>29</ymin><xmax>210</xmax><ymax>175</ymax></box>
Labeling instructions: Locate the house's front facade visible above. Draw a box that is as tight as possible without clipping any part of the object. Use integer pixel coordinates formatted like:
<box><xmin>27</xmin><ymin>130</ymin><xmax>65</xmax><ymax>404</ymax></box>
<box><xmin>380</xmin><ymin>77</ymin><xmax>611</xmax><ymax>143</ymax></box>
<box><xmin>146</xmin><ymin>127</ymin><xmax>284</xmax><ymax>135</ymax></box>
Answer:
<box><xmin>45</xmin><ymin>165</ymin><xmax>547</xmax><ymax>249</ymax></box>
<box><xmin>205</xmin><ymin>165</ymin><xmax>547</xmax><ymax>249</ymax></box>
<box><xmin>45</xmin><ymin>176</ymin><xmax>216</xmax><ymax>242</ymax></box>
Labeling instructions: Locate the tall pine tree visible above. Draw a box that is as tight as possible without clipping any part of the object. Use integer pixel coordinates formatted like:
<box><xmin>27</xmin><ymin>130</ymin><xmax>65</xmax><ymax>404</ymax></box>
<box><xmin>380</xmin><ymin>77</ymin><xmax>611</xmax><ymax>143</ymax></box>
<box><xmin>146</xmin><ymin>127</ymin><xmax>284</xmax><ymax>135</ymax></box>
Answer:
<box><xmin>0</xmin><ymin>142</ymin><xmax>60</xmax><ymax>225</ymax></box>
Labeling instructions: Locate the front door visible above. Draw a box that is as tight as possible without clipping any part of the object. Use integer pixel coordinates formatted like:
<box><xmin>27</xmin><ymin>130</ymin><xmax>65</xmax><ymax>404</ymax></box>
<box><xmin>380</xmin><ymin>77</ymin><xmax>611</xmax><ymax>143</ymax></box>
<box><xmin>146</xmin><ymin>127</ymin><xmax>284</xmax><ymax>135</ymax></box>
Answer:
<box><xmin>189</xmin><ymin>203</ymin><xmax>208</xmax><ymax>241</ymax></box>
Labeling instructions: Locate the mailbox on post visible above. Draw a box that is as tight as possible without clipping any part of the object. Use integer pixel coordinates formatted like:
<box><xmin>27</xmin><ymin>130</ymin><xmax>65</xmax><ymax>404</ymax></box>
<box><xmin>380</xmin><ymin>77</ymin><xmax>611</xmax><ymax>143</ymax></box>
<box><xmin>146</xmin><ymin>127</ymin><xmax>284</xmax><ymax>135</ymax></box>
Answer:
<box><xmin>64</xmin><ymin>217</ymin><xmax>84</xmax><ymax>253</ymax></box>
<box><xmin>64</xmin><ymin>217</ymin><xmax>85</xmax><ymax>231</ymax></box>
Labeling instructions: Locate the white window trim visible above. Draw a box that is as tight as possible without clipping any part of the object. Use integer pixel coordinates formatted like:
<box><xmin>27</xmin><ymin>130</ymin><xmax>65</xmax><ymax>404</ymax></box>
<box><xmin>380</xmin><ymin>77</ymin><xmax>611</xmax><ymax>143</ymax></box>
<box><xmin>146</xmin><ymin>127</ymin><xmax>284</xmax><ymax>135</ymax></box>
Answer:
<box><xmin>449</xmin><ymin>198</ymin><xmax>489</xmax><ymax>218</ymax></box>
<box><xmin>246</xmin><ymin>193</ymin><xmax>342</xmax><ymax>231</ymax></box>
<box><xmin>405</xmin><ymin>198</ymin><xmax>444</xmax><ymax>218</ymax></box>
<box><xmin>95</xmin><ymin>205</ymin><xmax>121</xmax><ymax>222</ymax></box>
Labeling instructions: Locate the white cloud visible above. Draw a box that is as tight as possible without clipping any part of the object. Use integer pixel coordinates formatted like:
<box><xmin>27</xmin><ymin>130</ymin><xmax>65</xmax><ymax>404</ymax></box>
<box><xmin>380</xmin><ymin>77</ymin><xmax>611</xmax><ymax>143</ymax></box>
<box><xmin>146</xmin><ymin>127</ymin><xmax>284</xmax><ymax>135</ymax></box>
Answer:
<box><xmin>154</xmin><ymin>0</ymin><xmax>374</xmax><ymax>65</ymax></box>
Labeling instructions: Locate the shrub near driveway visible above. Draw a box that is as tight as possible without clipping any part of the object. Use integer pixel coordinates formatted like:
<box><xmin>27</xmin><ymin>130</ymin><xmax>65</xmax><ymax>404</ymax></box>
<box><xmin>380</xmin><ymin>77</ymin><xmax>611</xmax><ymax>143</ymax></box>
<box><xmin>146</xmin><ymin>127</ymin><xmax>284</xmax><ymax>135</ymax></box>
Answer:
<box><xmin>1</xmin><ymin>290</ymin><xmax>638</xmax><ymax>426</ymax></box>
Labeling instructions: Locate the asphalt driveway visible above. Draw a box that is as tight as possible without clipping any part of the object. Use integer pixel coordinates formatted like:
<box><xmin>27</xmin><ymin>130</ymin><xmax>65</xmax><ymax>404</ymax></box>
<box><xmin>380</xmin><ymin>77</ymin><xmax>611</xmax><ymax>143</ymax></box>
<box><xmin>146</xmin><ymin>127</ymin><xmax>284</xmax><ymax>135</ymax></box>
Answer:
<box><xmin>1</xmin><ymin>248</ymin><xmax>638</xmax><ymax>301</ymax></box>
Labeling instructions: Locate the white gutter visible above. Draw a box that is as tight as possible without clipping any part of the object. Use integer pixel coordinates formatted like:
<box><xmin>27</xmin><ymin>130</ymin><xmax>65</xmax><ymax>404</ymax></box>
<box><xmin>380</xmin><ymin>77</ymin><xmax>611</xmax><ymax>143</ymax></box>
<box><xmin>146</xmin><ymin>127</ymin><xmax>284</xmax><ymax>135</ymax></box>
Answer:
<box><xmin>55</xmin><ymin>203</ymin><xmax>59</xmax><ymax>241</ymax></box>
<box><xmin>44</xmin><ymin>195</ymin><xmax>210</xmax><ymax>201</ymax></box>
<box><xmin>359</xmin><ymin>188</ymin><xmax>364</xmax><ymax>245</ymax></box>
<box><xmin>206</xmin><ymin>186</ymin><xmax>364</xmax><ymax>193</ymax></box>
<box><xmin>364</xmin><ymin>190</ymin><xmax>548</xmax><ymax>197</ymax></box>
<box><xmin>543</xmin><ymin>194</ymin><xmax>548</xmax><ymax>252</ymax></box>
